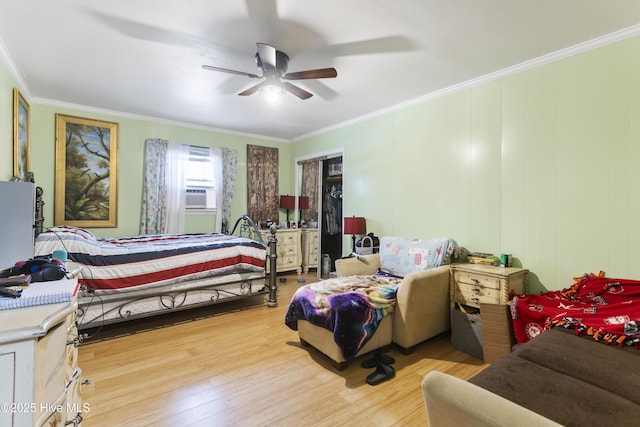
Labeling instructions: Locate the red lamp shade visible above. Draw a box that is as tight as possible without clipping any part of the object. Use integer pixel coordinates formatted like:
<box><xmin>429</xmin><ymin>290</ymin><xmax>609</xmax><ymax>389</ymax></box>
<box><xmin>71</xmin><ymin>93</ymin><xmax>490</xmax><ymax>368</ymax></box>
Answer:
<box><xmin>279</xmin><ymin>195</ymin><xmax>296</xmax><ymax>209</ymax></box>
<box><xmin>298</xmin><ymin>196</ymin><xmax>310</xmax><ymax>210</ymax></box>
<box><xmin>344</xmin><ymin>216</ymin><xmax>366</xmax><ymax>235</ymax></box>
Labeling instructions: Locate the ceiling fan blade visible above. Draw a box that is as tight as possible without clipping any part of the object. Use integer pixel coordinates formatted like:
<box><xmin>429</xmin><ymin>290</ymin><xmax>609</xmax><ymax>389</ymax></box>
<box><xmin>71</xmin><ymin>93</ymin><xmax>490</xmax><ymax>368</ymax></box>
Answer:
<box><xmin>283</xmin><ymin>82</ymin><xmax>313</xmax><ymax>100</ymax></box>
<box><xmin>202</xmin><ymin>65</ymin><xmax>261</xmax><ymax>79</ymax></box>
<box><xmin>327</xmin><ymin>36</ymin><xmax>416</xmax><ymax>56</ymax></box>
<box><xmin>238</xmin><ymin>81</ymin><xmax>267</xmax><ymax>96</ymax></box>
<box><xmin>257</xmin><ymin>43</ymin><xmax>277</xmax><ymax>76</ymax></box>
<box><xmin>283</xmin><ymin>67</ymin><xmax>337</xmax><ymax>80</ymax></box>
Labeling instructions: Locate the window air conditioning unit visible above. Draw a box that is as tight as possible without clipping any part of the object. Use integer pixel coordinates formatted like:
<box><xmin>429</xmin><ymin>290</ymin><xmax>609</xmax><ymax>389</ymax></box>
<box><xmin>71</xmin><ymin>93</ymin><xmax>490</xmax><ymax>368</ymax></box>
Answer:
<box><xmin>186</xmin><ymin>188</ymin><xmax>216</xmax><ymax>209</ymax></box>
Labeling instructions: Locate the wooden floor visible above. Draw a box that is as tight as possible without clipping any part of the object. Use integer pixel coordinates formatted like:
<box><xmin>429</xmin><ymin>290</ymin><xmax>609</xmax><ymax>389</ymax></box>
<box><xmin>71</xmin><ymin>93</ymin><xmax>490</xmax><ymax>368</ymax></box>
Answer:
<box><xmin>78</xmin><ymin>272</ymin><xmax>488</xmax><ymax>426</ymax></box>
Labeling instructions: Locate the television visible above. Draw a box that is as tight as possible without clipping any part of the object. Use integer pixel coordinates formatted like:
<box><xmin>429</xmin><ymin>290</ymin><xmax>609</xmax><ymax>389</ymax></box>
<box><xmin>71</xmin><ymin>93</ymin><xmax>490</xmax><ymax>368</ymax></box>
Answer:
<box><xmin>0</xmin><ymin>181</ymin><xmax>35</xmax><ymax>270</ymax></box>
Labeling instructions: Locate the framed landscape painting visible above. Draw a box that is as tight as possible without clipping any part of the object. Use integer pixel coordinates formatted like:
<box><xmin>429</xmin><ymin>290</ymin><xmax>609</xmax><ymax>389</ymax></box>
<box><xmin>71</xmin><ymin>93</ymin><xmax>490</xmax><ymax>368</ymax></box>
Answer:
<box><xmin>55</xmin><ymin>114</ymin><xmax>119</xmax><ymax>227</ymax></box>
<box><xmin>13</xmin><ymin>88</ymin><xmax>30</xmax><ymax>180</ymax></box>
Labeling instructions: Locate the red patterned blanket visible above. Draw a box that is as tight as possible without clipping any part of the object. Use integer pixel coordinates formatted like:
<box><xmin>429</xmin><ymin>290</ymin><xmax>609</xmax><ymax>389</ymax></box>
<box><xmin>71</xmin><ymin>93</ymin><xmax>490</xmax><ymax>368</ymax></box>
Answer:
<box><xmin>511</xmin><ymin>273</ymin><xmax>640</xmax><ymax>348</ymax></box>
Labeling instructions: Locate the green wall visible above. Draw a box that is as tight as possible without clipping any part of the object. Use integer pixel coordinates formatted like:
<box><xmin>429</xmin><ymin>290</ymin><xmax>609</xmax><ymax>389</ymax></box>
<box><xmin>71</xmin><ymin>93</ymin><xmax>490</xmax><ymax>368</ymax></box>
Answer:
<box><xmin>293</xmin><ymin>35</ymin><xmax>640</xmax><ymax>293</ymax></box>
<box><xmin>0</xmin><ymin>75</ymin><xmax>293</xmax><ymax>237</ymax></box>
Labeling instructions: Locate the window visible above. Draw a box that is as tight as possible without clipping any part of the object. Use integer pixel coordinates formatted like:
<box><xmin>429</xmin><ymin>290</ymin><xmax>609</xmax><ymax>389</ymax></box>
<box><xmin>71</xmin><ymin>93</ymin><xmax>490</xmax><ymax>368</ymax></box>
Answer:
<box><xmin>185</xmin><ymin>145</ymin><xmax>219</xmax><ymax>211</ymax></box>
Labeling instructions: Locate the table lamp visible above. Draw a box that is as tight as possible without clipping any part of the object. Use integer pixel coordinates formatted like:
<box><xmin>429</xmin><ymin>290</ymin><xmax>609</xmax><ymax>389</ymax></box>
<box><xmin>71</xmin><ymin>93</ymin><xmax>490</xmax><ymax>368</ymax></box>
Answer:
<box><xmin>298</xmin><ymin>196</ymin><xmax>309</xmax><ymax>226</ymax></box>
<box><xmin>279</xmin><ymin>195</ymin><xmax>296</xmax><ymax>227</ymax></box>
<box><xmin>344</xmin><ymin>216</ymin><xmax>366</xmax><ymax>254</ymax></box>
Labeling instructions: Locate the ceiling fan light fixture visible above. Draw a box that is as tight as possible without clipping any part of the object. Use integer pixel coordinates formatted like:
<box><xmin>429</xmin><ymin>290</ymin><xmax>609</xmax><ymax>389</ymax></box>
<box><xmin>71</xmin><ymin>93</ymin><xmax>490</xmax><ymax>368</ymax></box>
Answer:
<box><xmin>203</xmin><ymin>43</ymin><xmax>336</xmax><ymax>101</ymax></box>
<box><xmin>259</xmin><ymin>84</ymin><xmax>285</xmax><ymax>105</ymax></box>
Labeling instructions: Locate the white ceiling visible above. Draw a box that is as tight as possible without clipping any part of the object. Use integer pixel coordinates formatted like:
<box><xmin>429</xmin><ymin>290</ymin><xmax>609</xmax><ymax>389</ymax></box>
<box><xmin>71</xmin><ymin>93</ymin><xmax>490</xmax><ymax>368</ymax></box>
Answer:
<box><xmin>2</xmin><ymin>1</ymin><xmax>640</xmax><ymax>141</ymax></box>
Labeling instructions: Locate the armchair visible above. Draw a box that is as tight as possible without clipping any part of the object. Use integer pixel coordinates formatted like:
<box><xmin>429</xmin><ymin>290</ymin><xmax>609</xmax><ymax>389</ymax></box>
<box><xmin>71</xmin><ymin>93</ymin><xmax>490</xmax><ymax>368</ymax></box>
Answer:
<box><xmin>289</xmin><ymin>237</ymin><xmax>459</xmax><ymax>369</ymax></box>
<box><xmin>336</xmin><ymin>254</ymin><xmax>451</xmax><ymax>353</ymax></box>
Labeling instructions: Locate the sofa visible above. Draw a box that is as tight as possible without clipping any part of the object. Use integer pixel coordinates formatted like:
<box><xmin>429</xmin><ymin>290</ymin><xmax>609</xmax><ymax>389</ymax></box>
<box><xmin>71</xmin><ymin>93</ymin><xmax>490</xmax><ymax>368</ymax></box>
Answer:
<box><xmin>335</xmin><ymin>254</ymin><xmax>452</xmax><ymax>353</ymax></box>
<box><xmin>289</xmin><ymin>236</ymin><xmax>459</xmax><ymax>369</ymax></box>
<box><xmin>422</xmin><ymin>327</ymin><xmax>640</xmax><ymax>427</ymax></box>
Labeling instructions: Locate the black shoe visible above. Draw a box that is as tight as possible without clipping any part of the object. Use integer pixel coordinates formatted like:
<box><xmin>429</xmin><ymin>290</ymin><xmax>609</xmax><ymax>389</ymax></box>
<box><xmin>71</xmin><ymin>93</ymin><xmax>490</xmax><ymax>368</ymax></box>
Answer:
<box><xmin>366</xmin><ymin>363</ymin><xmax>395</xmax><ymax>386</ymax></box>
<box><xmin>361</xmin><ymin>351</ymin><xmax>395</xmax><ymax>369</ymax></box>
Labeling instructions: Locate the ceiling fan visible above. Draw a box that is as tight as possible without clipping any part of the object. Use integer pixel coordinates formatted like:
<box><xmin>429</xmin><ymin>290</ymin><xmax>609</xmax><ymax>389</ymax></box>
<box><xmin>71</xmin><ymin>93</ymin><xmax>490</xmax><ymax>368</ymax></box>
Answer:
<box><xmin>202</xmin><ymin>43</ymin><xmax>337</xmax><ymax>102</ymax></box>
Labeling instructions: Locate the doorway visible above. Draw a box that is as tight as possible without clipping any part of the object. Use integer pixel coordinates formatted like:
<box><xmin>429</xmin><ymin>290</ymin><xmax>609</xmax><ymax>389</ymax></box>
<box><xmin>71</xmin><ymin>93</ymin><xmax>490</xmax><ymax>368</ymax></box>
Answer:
<box><xmin>320</xmin><ymin>157</ymin><xmax>343</xmax><ymax>275</ymax></box>
<box><xmin>295</xmin><ymin>150</ymin><xmax>344</xmax><ymax>278</ymax></box>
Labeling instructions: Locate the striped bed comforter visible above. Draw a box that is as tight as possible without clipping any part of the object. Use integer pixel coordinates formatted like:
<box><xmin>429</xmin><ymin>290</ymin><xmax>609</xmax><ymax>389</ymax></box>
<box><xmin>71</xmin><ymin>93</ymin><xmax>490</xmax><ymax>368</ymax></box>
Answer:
<box><xmin>35</xmin><ymin>226</ymin><xmax>266</xmax><ymax>293</ymax></box>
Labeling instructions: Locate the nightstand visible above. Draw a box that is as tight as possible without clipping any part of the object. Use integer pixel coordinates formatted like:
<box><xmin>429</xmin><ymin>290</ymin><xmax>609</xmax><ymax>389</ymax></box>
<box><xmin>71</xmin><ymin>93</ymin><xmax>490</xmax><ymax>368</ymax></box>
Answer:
<box><xmin>301</xmin><ymin>228</ymin><xmax>318</xmax><ymax>274</ymax></box>
<box><xmin>259</xmin><ymin>228</ymin><xmax>302</xmax><ymax>274</ymax></box>
<box><xmin>450</xmin><ymin>263</ymin><xmax>528</xmax><ymax>308</ymax></box>
<box><xmin>449</xmin><ymin>263</ymin><xmax>528</xmax><ymax>360</ymax></box>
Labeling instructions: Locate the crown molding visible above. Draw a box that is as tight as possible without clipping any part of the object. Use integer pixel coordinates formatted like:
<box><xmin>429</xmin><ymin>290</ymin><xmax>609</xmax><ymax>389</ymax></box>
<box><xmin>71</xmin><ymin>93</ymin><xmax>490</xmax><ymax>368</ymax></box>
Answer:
<box><xmin>293</xmin><ymin>23</ymin><xmax>640</xmax><ymax>142</ymax></box>
<box><xmin>0</xmin><ymin>37</ymin><xmax>30</xmax><ymax>98</ymax></box>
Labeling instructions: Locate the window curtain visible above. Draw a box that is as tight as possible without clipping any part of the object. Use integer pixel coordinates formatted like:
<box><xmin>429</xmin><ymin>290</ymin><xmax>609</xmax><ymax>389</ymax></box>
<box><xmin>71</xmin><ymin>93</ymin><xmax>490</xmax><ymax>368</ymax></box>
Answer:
<box><xmin>247</xmin><ymin>145</ymin><xmax>279</xmax><ymax>224</ymax></box>
<box><xmin>140</xmin><ymin>139</ymin><xmax>188</xmax><ymax>234</ymax></box>
<box><xmin>221</xmin><ymin>147</ymin><xmax>238</xmax><ymax>233</ymax></box>
<box><xmin>141</xmin><ymin>140</ymin><xmax>237</xmax><ymax>235</ymax></box>
<box><xmin>210</xmin><ymin>147</ymin><xmax>224</xmax><ymax>233</ymax></box>
<box><xmin>165</xmin><ymin>142</ymin><xmax>189</xmax><ymax>233</ymax></box>
<box><xmin>299</xmin><ymin>157</ymin><xmax>323</xmax><ymax>224</ymax></box>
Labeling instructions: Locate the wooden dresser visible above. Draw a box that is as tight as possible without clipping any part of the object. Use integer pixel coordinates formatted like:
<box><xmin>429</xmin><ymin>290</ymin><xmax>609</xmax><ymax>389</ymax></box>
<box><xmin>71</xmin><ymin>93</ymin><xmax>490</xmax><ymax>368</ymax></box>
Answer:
<box><xmin>449</xmin><ymin>264</ymin><xmax>529</xmax><ymax>360</ymax></box>
<box><xmin>0</xmin><ymin>279</ymin><xmax>84</xmax><ymax>427</ymax></box>
<box><xmin>300</xmin><ymin>228</ymin><xmax>319</xmax><ymax>274</ymax></box>
<box><xmin>450</xmin><ymin>263</ymin><xmax>528</xmax><ymax>308</ymax></box>
<box><xmin>260</xmin><ymin>228</ymin><xmax>302</xmax><ymax>274</ymax></box>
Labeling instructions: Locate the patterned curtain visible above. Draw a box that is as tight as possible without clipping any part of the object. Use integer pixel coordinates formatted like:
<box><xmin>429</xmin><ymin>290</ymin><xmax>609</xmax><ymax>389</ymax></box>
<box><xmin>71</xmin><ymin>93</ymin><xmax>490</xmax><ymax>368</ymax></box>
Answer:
<box><xmin>140</xmin><ymin>139</ymin><xmax>169</xmax><ymax>234</ymax></box>
<box><xmin>247</xmin><ymin>145</ymin><xmax>279</xmax><ymax>224</ymax></box>
<box><xmin>301</xmin><ymin>161</ymin><xmax>319</xmax><ymax>223</ymax></box>
<box><xmin>221</xmin><ymin>147</ymin><xmax>237</xmax><ymax>233</ymax></box>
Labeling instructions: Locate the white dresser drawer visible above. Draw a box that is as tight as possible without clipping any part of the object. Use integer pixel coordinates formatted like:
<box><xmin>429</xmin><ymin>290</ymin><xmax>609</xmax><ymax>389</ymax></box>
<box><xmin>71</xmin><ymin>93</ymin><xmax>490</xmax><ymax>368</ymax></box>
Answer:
<box><xmin>455</xmin><ymin>282</ymin><xmax>501</xmax><ymax>305</ymax></box>
<box><xmin>454</xmin><ymin>271</ymin><xmax>502</xmax><ymax>290</ymax></box>
<box><xmin>279</xmin><ymin>233</ymin><xmax>298</xmax><ymax>246</ymax></box>
<box><xmin>450</xmin><ymin>264</ymin><xmax>529</xmax><ymax>308</ymax></box>
<box><xmin>35</xmin><ymin>318</ymin><xmax>69</xmax><ymax>423</ymax></box>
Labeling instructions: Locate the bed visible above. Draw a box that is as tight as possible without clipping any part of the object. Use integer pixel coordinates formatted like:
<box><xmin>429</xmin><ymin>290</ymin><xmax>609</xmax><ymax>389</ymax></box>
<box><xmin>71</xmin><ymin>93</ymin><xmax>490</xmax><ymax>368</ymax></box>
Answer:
<box><xmin>34</xmin><ymin>215</ymin><xmax>278</xmax><ymax>330</ymax></box>
<box><xmin>510</xmin><ymin>271</ymin><xmax>640</xmax><ymax>347</ymax></box>
<box><xmin>422</xmin><ymin>272</ymin><xmax>640</xmax><ymax>427</ymax></box>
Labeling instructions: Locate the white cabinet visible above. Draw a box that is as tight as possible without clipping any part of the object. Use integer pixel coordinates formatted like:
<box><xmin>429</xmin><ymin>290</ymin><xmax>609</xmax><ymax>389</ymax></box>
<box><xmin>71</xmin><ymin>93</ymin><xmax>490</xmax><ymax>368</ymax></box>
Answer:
<box><xmin>0</xmin><ymin>279</ymin><xmax>84</xmax><ymax>426</ymax></box>
<box><xmin>260</xmin><ymin>228</ymin><xmax>302</xmax><ymax>274</ymax></box>
<box><xmin>301</xmin><ymin>228</ymin><xmax>319</xmax><ymax>274</ymax></box>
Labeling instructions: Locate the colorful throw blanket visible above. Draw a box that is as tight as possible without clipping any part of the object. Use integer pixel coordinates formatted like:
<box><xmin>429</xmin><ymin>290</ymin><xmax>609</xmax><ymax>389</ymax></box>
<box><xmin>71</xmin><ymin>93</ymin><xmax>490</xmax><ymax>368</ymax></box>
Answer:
<box><xmin>285</xmin><ymin>275</ymin><xmax>401</xmax><ymax>360</ymax></box>
<box><xmin>511</xmin><ymin>273</ymin><xmax>640</xmax><ymax>348</ymax></box>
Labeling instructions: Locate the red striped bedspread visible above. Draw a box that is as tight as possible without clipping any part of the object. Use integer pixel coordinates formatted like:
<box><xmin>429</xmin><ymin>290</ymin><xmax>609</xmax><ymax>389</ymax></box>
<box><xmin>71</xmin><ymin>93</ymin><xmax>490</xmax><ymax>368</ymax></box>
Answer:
<box><xmin>35</xmin><ymin>226</ymin><xmax>266</xmax><ymax>293</ymax></box>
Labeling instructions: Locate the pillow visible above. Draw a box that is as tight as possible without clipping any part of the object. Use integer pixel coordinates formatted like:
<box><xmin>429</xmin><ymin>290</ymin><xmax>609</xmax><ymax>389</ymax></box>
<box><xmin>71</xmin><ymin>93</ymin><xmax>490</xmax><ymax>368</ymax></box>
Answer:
<box><xmin>379</xmin><ymin>236</ymin><xmax>455</xmax><ymax>277</ymax></box>
<box><xmin>44</xmin><ymin>226</ymin><xmax>99</xmax><ymax>242</ymax></box>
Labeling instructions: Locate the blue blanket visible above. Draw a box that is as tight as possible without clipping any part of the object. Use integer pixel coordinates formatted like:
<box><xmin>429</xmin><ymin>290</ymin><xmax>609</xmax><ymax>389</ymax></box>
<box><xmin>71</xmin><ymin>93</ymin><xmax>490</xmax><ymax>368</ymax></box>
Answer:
<box><xmin>284</xmin><ymin>275</ymin><xmax>401</xmax><ymax>360</ymax></box>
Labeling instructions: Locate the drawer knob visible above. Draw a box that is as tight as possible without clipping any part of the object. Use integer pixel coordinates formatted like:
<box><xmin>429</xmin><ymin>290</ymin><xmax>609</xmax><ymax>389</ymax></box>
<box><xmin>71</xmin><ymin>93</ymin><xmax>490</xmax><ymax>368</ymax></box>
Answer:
<box><xmin>472</xmin><ymin>287</ymin><xmax>481</xmax><ymax>293</ymax></box>
<box><xmin>471</xmin><ymin>278</ymin><xmax>480</xmax><ymax>284</ymax></box>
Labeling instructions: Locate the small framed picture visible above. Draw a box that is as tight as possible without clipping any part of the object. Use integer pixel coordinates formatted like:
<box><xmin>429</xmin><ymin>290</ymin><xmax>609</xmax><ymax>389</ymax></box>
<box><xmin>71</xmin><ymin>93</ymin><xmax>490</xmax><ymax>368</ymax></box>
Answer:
<box><xmin>13</xmin><ymin>88</ymin><xmax>30</xmax><ymax>181</ymax></box>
